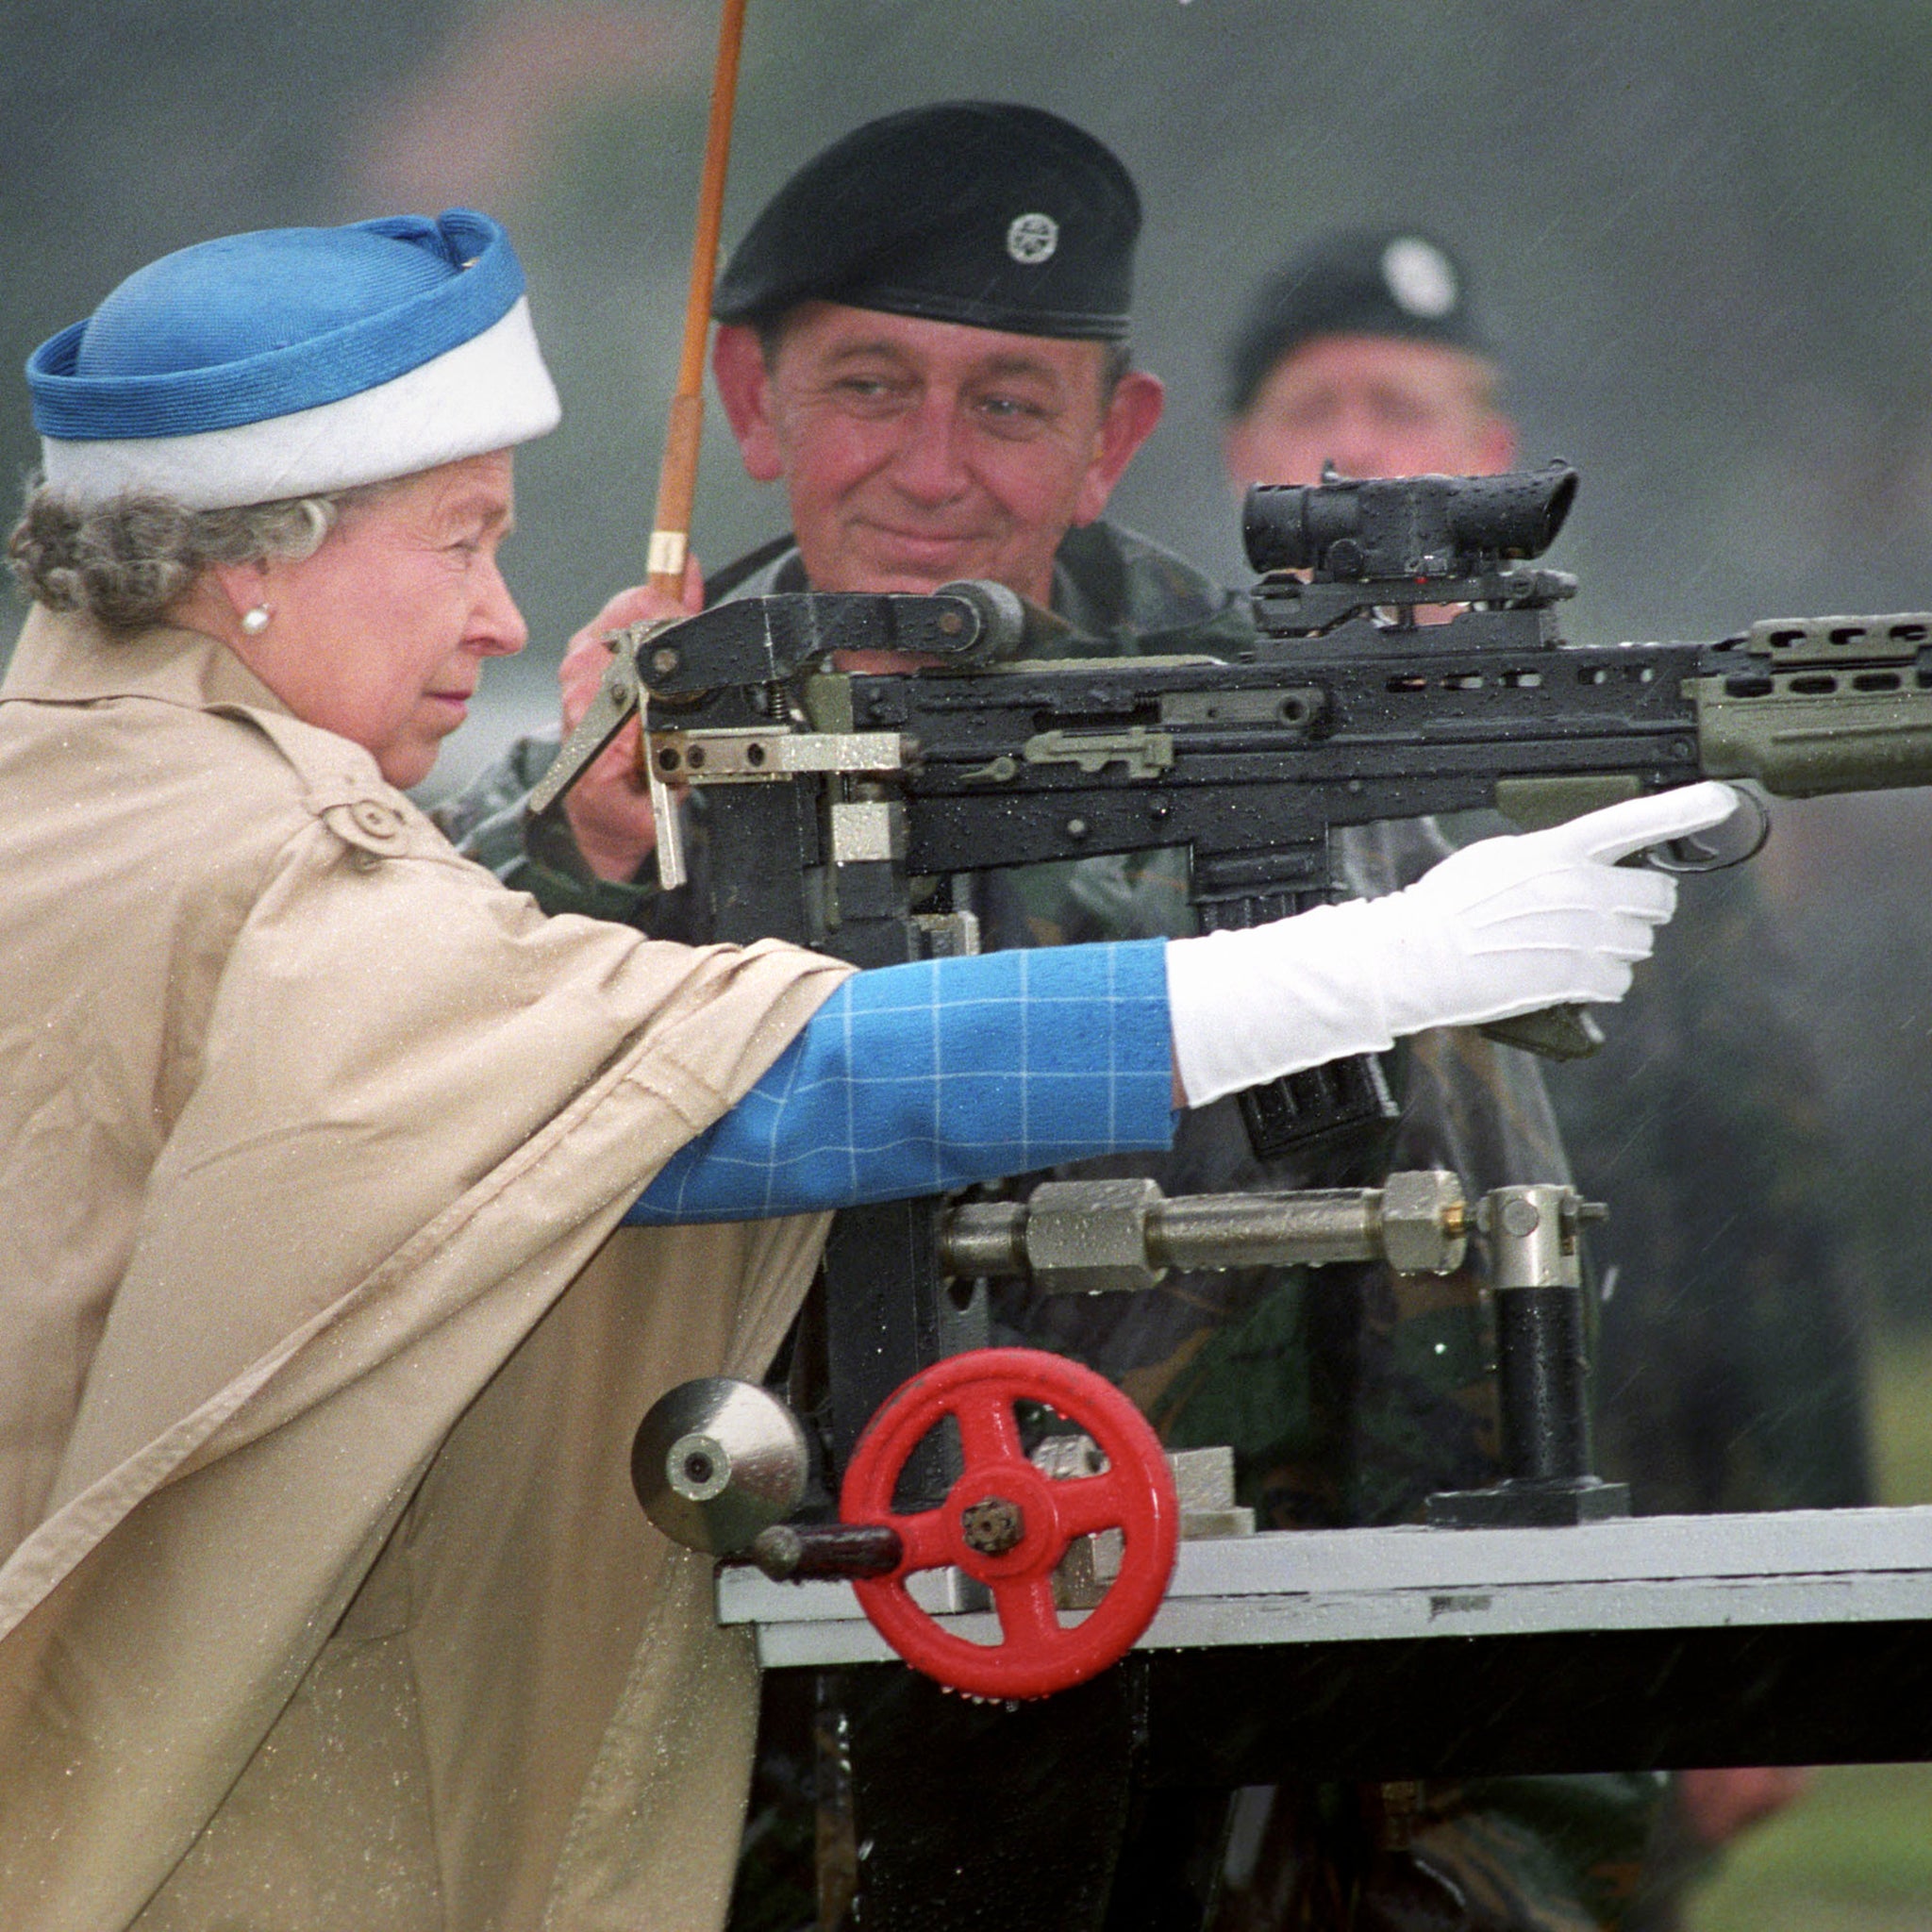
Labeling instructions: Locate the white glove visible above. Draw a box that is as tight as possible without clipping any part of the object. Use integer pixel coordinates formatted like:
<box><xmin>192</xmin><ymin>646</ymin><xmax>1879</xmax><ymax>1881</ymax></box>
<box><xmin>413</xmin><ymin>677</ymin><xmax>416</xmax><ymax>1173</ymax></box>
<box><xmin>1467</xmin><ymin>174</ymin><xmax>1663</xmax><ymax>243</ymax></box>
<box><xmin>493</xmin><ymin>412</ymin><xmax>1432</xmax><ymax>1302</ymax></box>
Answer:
<box><xmin>1167</xmin><ymin>781</ymin><xmax>1742</xmax><ymax>1107</ymax></box>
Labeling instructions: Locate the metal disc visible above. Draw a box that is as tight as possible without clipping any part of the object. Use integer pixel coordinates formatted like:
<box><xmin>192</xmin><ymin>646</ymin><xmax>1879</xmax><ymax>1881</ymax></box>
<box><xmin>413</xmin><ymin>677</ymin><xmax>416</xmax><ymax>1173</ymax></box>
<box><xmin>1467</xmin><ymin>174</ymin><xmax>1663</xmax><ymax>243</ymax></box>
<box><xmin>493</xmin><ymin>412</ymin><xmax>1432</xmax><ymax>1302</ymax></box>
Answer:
<box><xmin>631</xmin><ymin>1377</ymin><xmax>810</xmax><ymax>1555</ymax></box>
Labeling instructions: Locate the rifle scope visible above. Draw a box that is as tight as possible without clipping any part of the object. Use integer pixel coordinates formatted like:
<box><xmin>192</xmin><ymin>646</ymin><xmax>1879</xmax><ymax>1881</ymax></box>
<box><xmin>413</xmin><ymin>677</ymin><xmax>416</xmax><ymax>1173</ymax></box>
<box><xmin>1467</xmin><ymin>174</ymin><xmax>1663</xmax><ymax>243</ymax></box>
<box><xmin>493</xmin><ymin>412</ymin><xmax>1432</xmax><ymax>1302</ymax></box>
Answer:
<box><xmin>1243</xmin><ymin>462</ymin><xmax>1578</xmax><ymax>580</ymax></box>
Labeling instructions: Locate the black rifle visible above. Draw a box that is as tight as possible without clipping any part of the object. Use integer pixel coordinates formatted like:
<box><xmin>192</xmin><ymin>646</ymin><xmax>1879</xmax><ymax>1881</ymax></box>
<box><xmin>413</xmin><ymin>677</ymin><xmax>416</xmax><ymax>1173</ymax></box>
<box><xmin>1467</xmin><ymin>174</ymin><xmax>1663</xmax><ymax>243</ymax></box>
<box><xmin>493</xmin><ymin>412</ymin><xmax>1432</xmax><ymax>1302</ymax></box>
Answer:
<box><xmin>537</xmin><ymin>458</ymin><xmax>1932</xmax><ymax>1461</ymax></box>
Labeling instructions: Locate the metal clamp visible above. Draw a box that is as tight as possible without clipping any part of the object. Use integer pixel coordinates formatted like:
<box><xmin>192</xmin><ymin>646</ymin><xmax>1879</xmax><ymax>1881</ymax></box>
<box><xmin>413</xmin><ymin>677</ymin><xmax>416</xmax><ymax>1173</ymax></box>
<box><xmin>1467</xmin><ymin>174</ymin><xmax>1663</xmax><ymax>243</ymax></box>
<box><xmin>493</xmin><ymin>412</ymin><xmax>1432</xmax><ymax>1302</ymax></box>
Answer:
<box><xmin>1428</xmin><ymin>1185</ymin><xmax>1628</xmax><ymax>1528</ymax></box>
<box><xmin>937</xmin><ymin>1171</ymin><xmax>1468</xmax><ymax>1292</ymax></box>
<box><xmin>646</xmin><ymin>726</ymin><xmax>908</xmax><ymax>783</ymax></box>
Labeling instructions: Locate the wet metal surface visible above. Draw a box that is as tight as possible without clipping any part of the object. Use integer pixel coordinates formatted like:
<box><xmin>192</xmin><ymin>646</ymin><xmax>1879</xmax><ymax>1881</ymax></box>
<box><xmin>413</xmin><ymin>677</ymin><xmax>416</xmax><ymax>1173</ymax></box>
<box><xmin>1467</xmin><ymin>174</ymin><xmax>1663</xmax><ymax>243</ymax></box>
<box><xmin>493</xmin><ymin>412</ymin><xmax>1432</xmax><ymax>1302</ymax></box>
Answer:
<box><xmin>720</xmin><ymin>1502</ymin><xmax>1932</xmax><ymax>1666</ymax></box>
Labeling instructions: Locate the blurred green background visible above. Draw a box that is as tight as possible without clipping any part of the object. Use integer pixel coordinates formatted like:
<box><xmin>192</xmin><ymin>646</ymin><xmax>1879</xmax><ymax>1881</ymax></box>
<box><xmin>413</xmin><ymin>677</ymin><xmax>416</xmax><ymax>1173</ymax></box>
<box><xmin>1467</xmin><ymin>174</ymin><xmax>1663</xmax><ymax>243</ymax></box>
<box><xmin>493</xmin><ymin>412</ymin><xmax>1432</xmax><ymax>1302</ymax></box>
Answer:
<box><xmin>1690</xmin><ymin>1330</ymin><xmax>1932</xmax><ymax>1930</ymax></box>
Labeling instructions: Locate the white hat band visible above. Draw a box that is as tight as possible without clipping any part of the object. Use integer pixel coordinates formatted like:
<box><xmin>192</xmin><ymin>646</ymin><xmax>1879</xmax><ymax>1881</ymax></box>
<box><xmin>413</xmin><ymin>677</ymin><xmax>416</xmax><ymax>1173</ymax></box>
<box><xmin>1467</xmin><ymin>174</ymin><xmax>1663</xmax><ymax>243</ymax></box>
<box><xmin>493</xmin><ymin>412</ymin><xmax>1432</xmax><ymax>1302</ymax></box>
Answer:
<box><xmin>40</xmin><ymin>297</ymin><xmax>561</xmax><ymax>510</ymax></box>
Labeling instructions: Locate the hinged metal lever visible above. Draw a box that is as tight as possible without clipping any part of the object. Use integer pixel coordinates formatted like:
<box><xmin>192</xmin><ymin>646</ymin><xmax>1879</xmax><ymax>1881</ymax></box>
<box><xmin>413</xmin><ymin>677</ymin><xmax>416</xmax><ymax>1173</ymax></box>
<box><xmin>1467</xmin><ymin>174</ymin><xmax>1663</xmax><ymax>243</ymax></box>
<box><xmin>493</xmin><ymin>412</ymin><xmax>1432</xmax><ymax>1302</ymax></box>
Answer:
<box><xmin>938</xmin><ymin>1171</ymin><xmax>1468</xmax><ymax>1294</ymax></box>
<box><xmin>525</xmin><ymin>619</ymin><xmax>692</xmax><ymax>887</ymax></box>
<box><xmin>527</xmin><ymin>618</ymin><xmax>671</xmax><ymax>819</ymax></box>
<box><xmin>524</xmin><ymin>583</ymin><xmax>1020</xmax><ymax>811</ymax></box>
<box><xmin>527</xmin><ymin>579</ymin><xmax>1027</xmax><ymax>890</ymax></box>
<box><xmin>631</xmin><ymin>582</ymin><xmax>1027</xmax><ymax>700</ymax></box>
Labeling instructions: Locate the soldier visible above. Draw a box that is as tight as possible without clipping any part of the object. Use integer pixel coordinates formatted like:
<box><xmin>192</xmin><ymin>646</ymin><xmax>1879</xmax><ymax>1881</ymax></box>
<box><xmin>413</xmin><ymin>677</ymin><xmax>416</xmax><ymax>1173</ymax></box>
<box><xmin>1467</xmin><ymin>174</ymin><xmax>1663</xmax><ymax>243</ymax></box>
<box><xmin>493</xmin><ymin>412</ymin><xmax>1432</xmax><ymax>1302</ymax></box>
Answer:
<box><xmin>1224</xmin><ymin>227</ymin><xmax>1515</xmax><ymax>490</ymax></box>
<box><xmin>1214</xmin><ymin>225</ymin><xmax>1863</xmax><ymax>1930</ymax></box>
<box><xmin>441</xmin><ymin>100</ymin><xmax>1250</xmax><ymax>921</ymax></box>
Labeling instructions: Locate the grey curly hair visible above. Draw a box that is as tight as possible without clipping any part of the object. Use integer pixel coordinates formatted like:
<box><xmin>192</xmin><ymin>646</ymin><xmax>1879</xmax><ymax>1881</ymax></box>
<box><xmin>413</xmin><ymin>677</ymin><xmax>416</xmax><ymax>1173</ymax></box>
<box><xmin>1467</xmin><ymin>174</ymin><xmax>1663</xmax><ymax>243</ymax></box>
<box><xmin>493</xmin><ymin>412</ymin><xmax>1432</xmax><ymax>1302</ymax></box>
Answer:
<box><xmin>7</xmin><ymin>479</ymin><xmax>379</xmax><ymax>631</ymax></box>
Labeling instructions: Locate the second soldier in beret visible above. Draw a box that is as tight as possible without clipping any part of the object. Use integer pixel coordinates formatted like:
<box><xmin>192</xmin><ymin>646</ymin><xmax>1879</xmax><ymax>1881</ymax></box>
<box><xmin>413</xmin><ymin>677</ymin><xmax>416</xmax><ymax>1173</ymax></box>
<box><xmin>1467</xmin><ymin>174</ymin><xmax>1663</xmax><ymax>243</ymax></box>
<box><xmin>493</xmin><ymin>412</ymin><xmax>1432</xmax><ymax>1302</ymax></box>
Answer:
<box><xmin>1224</xmin><ymin>225</ymin><xmax>1516</xmax><ymax>487</ymax></box>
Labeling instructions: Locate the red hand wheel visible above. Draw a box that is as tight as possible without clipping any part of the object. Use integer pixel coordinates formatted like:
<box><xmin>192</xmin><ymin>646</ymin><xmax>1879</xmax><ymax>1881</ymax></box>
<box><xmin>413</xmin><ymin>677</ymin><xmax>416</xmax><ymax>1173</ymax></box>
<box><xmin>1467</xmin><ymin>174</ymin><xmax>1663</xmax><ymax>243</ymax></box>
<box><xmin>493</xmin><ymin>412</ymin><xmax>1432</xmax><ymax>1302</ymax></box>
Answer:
<box><xmin>839</xmin><ymin>1347</ymin><xmax>1179</xmax><ymax>1700</ymax></box>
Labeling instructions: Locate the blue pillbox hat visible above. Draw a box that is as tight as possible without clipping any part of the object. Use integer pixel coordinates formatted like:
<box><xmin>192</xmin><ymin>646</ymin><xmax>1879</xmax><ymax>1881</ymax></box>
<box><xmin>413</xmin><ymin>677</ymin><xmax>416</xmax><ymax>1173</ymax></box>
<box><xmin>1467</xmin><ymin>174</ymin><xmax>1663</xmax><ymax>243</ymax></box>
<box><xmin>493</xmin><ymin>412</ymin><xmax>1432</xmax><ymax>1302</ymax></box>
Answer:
<box><xmin>27</xmin><ymin>209</ymin><xmax>560</xmax><ymax>508</ymax></box>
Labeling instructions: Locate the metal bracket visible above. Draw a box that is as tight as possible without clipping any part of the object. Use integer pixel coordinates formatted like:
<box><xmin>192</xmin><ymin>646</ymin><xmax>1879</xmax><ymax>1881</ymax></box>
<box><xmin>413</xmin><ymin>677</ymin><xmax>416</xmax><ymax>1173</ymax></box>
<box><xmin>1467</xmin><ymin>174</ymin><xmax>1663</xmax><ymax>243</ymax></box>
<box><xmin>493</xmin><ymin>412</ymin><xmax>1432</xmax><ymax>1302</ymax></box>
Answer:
<box><xmin>525</xmin><ymin>618</ymin><xmax>669</xmax><ymax>820</ymax></box>
<box><xmin>647</xmin><ymin>725</ymin><xmax>908</xmax><ymax>783</ymax></box>
<box><xmin>1429</xmin><ymin>1185</ymin><xmax>1627</xmax><ymax>1527</ymax></box>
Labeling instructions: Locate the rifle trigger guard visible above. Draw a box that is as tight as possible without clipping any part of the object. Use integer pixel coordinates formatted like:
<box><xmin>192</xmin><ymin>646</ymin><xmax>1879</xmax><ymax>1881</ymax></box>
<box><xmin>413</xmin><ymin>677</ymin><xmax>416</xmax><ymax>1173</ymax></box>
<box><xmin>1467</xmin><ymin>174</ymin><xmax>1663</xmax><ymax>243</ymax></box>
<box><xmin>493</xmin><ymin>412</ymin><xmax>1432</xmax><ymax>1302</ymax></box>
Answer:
<box><xmin>1647</xmin><ymin>784</ymin><xmax>1771</xmax><ymax>874</ymax></box>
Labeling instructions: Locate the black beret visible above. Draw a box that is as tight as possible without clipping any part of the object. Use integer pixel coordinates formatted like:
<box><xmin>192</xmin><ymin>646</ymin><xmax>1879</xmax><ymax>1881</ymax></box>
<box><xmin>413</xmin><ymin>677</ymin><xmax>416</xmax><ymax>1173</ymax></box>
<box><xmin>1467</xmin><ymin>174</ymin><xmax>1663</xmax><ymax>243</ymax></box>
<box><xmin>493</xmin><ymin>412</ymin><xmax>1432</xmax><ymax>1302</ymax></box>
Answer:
<box><xmin>714</xmin><ymin>102</ymin><xmax>1140</xmax><ymax>342</ymax></box>
<box><xmin>1224</xmin><ymin>227</ymin><xmax>1491</xmax><ymax>414</ymax></box>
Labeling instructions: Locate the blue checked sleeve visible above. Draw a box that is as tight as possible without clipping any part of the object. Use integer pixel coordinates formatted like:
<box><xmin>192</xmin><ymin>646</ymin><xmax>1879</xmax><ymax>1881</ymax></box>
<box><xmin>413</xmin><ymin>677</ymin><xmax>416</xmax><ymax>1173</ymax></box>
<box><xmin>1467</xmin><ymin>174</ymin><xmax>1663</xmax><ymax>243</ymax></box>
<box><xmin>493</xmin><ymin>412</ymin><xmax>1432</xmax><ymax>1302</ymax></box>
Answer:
<box><xmin>625</xmin><ymin>939</ymin><xmax>1174</xmax><ymax>1224</ymax></box>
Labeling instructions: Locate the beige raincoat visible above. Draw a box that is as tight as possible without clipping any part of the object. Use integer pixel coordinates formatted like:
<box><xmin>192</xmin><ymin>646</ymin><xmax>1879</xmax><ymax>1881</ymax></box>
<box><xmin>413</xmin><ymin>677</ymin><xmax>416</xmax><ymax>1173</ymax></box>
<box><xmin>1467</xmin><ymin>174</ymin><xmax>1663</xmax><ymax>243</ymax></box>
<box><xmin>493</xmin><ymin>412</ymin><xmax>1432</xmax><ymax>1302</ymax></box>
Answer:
<box><xmin>0</xmin><ymin>608</ymin><xmax>850</xmax><ymax>1930</ymax></box>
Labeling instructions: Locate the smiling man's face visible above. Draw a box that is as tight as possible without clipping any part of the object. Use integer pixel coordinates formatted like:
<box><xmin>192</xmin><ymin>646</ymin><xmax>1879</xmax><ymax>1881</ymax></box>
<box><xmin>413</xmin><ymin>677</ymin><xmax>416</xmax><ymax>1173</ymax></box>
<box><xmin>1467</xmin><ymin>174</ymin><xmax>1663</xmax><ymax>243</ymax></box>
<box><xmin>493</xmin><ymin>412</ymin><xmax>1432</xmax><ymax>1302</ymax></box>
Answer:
<box><xmin>713</xmin><ymin>303</ymin><xmax>1162</xmax><ymax>608</ymax></box>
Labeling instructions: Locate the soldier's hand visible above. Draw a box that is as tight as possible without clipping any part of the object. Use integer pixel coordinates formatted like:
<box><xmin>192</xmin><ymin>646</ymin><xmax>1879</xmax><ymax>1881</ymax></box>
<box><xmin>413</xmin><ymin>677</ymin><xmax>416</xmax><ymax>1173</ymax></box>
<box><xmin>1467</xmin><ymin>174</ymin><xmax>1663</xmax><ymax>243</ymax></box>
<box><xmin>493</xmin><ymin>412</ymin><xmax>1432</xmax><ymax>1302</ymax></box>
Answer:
<box><xmin>1676</xmin><ymin>1766</ymin><xmax>1811</xmax><ymax>1846</ymax></box>
<box><xmin>558</xmin><ymin>562</ymin><xmax>701</xmax><ymax>883</ymax></box>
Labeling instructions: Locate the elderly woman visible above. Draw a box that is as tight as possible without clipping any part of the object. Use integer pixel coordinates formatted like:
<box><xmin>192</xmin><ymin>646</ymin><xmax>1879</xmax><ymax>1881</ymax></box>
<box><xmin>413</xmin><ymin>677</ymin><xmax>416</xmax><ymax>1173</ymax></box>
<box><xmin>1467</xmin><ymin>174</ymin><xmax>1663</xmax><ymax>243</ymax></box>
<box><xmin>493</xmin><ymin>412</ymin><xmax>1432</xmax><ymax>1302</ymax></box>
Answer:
<box><xmin>0</xmin><ymin>210</ymin><xmax>1727</xmax><ymax>1931</ymax></box>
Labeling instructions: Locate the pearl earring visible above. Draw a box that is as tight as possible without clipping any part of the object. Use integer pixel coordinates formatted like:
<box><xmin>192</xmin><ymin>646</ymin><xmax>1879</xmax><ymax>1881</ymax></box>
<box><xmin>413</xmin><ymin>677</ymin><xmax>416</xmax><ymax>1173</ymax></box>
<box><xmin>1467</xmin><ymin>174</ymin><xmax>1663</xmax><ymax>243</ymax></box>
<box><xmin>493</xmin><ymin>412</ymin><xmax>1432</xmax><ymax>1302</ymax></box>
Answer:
<box><xmin>241</xmin><ymin>607</ymin><xmax>271</xmax><ymax>635</ymax></box>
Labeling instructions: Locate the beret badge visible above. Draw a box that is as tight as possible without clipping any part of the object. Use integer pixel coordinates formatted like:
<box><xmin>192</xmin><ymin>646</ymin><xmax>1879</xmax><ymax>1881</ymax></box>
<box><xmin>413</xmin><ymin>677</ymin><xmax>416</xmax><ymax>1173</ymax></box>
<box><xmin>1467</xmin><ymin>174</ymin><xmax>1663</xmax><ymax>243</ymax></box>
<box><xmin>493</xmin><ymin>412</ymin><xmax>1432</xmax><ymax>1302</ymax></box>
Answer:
<box><xmin>1006</xmin><ymin>213</ymin><xmax>1059</xmax><ymax>266</ymax></box>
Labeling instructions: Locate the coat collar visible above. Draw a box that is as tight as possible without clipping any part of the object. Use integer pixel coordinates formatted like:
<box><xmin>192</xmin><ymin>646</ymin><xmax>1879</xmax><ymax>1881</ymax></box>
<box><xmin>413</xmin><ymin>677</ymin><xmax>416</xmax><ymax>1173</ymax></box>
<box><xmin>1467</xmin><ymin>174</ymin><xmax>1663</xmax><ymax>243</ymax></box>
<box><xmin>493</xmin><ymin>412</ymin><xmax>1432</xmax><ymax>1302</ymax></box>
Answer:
<box><xmin>2</xmin><ymin>604</ymin><xmax>290</xmax><ymax>717</ymax></box>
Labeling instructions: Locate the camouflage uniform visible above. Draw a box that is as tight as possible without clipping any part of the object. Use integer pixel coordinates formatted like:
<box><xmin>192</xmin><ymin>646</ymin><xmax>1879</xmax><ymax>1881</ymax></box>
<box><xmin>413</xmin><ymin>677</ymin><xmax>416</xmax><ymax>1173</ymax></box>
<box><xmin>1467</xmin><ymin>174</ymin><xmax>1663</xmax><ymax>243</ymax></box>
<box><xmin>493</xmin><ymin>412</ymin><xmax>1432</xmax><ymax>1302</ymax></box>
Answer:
<box><xmin>1546</xmin><ymin>864</ymin><xmax>1869</xmax><ymax>1520</ymax></box>
<box><xmin>440</xmin><ymin>522</ymin><xmax>1663</xmax><ymax>1932</ymax></box>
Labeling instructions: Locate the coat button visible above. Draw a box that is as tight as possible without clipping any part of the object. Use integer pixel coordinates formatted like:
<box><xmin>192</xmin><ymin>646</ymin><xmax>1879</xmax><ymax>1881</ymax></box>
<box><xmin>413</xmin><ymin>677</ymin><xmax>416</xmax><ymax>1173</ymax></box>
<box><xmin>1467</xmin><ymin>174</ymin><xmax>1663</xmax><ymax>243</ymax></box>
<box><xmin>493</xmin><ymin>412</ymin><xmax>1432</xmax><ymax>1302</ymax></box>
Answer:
<box><xmin>351</xmin><ymin>800</ymin><xmax>401</xmax><ymax>840</ymax></box>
